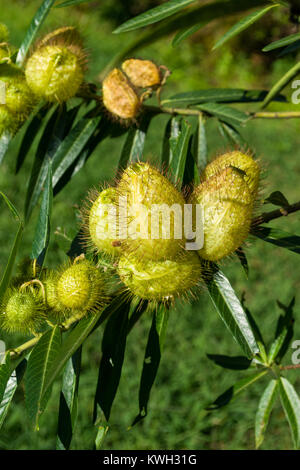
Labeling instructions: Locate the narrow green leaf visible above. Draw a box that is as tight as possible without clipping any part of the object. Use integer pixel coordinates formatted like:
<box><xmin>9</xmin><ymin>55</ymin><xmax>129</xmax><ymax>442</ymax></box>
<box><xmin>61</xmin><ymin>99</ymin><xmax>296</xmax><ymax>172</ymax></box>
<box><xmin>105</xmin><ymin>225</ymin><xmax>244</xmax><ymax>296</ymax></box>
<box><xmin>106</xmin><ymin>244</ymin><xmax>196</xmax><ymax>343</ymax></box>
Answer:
<box><xmin>31</xmin><ymin>161</ymin><xmax>53</xmax><ymax>267</ymax></box>
<box><xmin>0</xmin><ymin>359</ymin><xmax>27</xmax><ymax>430</ymax></box>
<box><xmin>213</xmin><ymin>4</ymin><xmax>279</xmax><ymax>50</ymax></box>
<box><xmin>169</xmin><ymin>119</ymin><xmax>191</xmax><ymax>185</ymax></box>
<box><xmin>56</xmin><ymin>0</ymin><xmax>92</xmax><ymax>7</ymax></box>
<box><xmin>56</xmin><ymin>347</ymin><xmax>82</xmax><ymax>450</ymax></box>
<box><xmin>16</xmin><ymin>105</ymin><xmax>50</xmax><ymax>174</ymax></box>
<box><xmin>269</xmin><ymin>298</ymin><xmax>295</xmax><ymax>364</ymax></box>
<box><xmin>241</xmin><ymin>294</ymin><xmax>265</xmax><ymax>346</ymax></box>
<box><xmin>93</xmin><ymin>301</ymin><xmax>130</xmax><ymax>423</ymax></box>
<box><xmin>161</xmin><ymin>116</ymin><xmax>181</xmax><ymax>168</ymax></box>
<box><xmin>24</xmin><ymin>106</ymin><xmax>60</xmax><ymax>221</ymax></box>
<box><xmin>194</xmin><ymin>114</ymin><xmax>207</xmax><ymax>174</ymax></box>
<box><xmin>16</xmin><ymin>0</ymin><xmax>56</xmax><ymax>66</ymax></box>
<box><xmin>264</xmin><ymin>191</ymin><xmax>289</xmax><ymax>208</ymax></box>
<box><xmin>206</xmin><ymin>268</ymin><xmax>259</xmax><ymax>357</ymax></box>
<box><xmin>206</xmin><ymin>354</ymin><xmax>252</xmax><ymax>370</ymax></box>
<box><xmin>235</xmin><ymin>247</ymin><xmax>249</xmax><ymax>277</ymax></box>
<box><xmin>161</xmin><ymin>89</ymin><xmax>286</xmax><ymax>107</ymax></box>
<box><xmin>103</xmin><ymin>1</ymin><xmax>272</xmax><ymax>74</ymax></box>
<box><xmin>255</xmin><ymin>379</ymin><xmax>279</xmax><ymax>449</ymax></box>
<box><xmin>218</xmin><ymin>121</ymin><xmax>247</xmax><ymax>149</ymax></box>
<box><xmin>172</xmin><ymin>23</ymin><xmax>205</xmax><ymax>47</ymax></box>
<box><xmin>0</xmin><ymin>354</ymin><xmax>11</xmax><ymax>403</ymax></box>
<box><xmin>279</xmin><ymin>39</ymin><xmax>300</xmax><ymax>57</ymax></box>
<box><xmin>263</xmin><ymin>32</ymin><xmax>300</xmax><ymax>52</ymax></box>
<box><xmin>52</xmin><ymin>116</ymin><xmax>101</xmax><ymax>189</ymax></box>
<box><xmin>25</xmin><ymin>326</ymin><xmax>62</xmax><ymax>429</ymax></box>
<box><xmin>261</xmin><ymin>61</ymin><xmax>300</xmax><ymax>109</ymax></box>
<box><xmin>252</xmin><ymin>226</ymin><xmax>300</xmax><ymax>254</ymax></box>
<box><xmin>207</xmin><ymin>370</ymin><xmax>268</xmax><ymax>410</ymax></box>
<box><xmin>42</xmin><ymin>296</ymin><xmax>124</xmax><ymax>403</ymax></box>
<box><xmin>0</xmin><ymin>193</ymin><xmax>23</xmax><ymax>303</ymax></box>
<box><xmin>118</xmin><ymin>115</ymin><xmax>151</xmax><ymax>171</ymax></box>
<box><xmin>132</xmin><ymin>304</ymin><xmax>169</xmax><ymax>426</ymax></box>
<box><xmin>113</xmin><ymin>0</ymin><xmax>196</xmax><ymax>34</ymax></box>
<box><xmin>196</xmin><ymin>103</ymin><xmax>249</xmax><ymax>126</ymax></box>
<box><xmin>279</xmin><ymin>377</ymin><xmax>300</xmax><ymax>449</ymax></box>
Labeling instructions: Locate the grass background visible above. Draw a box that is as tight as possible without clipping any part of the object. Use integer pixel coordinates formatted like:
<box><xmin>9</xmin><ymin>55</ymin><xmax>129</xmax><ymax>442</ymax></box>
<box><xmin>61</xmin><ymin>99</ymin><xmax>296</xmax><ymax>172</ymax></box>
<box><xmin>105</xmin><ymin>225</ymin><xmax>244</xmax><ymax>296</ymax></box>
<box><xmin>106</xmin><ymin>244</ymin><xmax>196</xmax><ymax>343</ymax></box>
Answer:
<box><xmin>0</xmin><ymin>0</ymin><xmax>299</xmax><ymax>450</ymax></box>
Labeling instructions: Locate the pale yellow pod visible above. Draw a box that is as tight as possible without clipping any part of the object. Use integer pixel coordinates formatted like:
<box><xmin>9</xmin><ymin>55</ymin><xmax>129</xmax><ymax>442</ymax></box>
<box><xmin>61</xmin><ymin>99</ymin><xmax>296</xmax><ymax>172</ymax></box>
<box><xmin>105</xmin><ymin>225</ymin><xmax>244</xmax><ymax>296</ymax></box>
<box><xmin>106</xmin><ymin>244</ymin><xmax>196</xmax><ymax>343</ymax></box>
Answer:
<box><xmin>102</xmin><ymin>68</ymin><xmax>140</xmax><ymax>120</ymax></box>
<box><xmin>201</xmin><ymin>151</ymin><xmax>260</xmax><ymax>197</ymax></box>
<box><xmin>122</xmin><ymin>59</ymin><xmax>161</xmax><ymax>88</ymax></box>
<box><xmin>25</xmin><ymin>45</ymin><xmax>84</xmax><ymax>102</ymax></box>
<box><xmin>88</xmin><ymin>187</ymin><xmax>121</xmax><ymax>257</ymax></box>
<box><xmin>190</xmin><ymin>166</ymin><xmax>254</xmax><ymax>261</ymax></box>
<box><xmin>118</xmin><ymin>251</ymin><xmax>202</xmax><ymax>301</ymax></box>
<box><xmin>117</xmin><ymin>162</ymin><xmax>185</xmax><ymax>261</ymax></box>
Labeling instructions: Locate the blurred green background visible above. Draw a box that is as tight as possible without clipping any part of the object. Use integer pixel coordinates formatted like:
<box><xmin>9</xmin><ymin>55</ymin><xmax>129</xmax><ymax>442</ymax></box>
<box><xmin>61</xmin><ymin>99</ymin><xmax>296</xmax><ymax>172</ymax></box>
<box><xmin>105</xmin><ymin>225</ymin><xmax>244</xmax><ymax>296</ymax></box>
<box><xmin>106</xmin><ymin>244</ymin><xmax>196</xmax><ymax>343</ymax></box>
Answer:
<box><xmin>0</xmin><ymin>0</ymin><xmax>300</xmax><ymax>450</ymax></box>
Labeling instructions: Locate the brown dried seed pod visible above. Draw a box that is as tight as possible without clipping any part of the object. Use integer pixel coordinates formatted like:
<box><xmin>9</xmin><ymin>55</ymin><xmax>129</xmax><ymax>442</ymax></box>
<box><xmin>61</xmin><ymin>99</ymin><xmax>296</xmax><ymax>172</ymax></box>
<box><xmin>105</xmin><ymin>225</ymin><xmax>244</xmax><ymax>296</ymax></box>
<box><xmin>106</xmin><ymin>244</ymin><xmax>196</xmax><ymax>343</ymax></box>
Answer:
<box><xmin>121</xmin><ymin>59</ymin><xmax>162</xmax><ymax>88</ymax></box>
<box><xmin>102</xmin><ymin>68</ymin><xmax>140</xmax><ymax>120</ymax></box>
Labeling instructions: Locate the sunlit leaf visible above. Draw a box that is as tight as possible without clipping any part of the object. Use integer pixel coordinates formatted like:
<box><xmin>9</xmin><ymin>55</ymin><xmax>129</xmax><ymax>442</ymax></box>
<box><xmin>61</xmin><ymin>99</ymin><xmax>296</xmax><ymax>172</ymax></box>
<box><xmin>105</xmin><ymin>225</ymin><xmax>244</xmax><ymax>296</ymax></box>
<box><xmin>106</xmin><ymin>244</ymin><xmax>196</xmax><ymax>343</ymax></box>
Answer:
<box><xmin>255</xmin><ymin>379</ymin><xmax>278</xmax><ymax>449</ymax></box>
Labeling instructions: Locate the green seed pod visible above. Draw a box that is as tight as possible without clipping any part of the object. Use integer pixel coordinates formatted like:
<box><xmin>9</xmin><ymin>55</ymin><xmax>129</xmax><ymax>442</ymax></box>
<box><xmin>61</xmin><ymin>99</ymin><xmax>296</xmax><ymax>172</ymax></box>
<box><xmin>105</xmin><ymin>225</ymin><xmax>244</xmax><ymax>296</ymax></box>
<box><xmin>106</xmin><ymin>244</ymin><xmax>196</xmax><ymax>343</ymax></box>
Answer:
<box><xmin>202</xmin><ymin>151</ymin><xmax>260</xmax><ymax>197</ymax></box>
<box><xmin>45</xmin><ymin>259</ymin><xmax>107</xmax><ymax>321</ymax></box>
<box><xmin>121</xmin><ymin>59</ymin><xmax>161</xmax><ymax>88</ymax></box>
<box><xmin>102</xmin><ymin>68</ymin><xmax>140</xmax><ymax>121</ymax></box>
<box><xmin>0</xmin><ymin>288</ymin><xmax>45</xmax><ymax>335</ymax></box>
<box><xmin>25</xmin><ymin>37</ymin><xmax>85</xmax><ymax>103</ymax></box>
<box><xmin>117</xmin><ymin>162</ymin><xmax>185</xmax><ymax>261</ymax></box>
<box><xmin>0</xmin><ymin>64</ymin><xmax>37</xmax><ymax>134</ymax></box>
<box><xmin>118</xmin><ymin>251</ymin><xmax>202</xmax><ymax>301</ymax></box>
<box><xmin>190</xmin><ymin>166</ymin><xmax>254</xmax><ymax>261</ymax></box>
<box><xmin>84</xmin><ymin>187</ymin><xmax>121</xmax><ymax>258</ymax></box>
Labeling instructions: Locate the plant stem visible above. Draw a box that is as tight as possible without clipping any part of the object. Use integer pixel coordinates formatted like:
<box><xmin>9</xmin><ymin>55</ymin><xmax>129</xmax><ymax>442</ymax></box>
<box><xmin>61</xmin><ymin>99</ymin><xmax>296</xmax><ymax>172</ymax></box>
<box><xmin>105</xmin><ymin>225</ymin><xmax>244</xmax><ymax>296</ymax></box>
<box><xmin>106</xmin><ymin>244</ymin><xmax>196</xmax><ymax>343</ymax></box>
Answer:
<box><xmin>251</xmin><ymin>111</ymin><xmax>300</xmax><ymax>119</ymax></box>
<box><xmin>280</xmin><ymin>364</ymin><xmax>300</xmax><ymax>370</ymax></box>
<box><xmin>9</xmin><ymin>336</ymin><xmax>41</xmax><ymax>358</ymax></box>
<box><xmin>251</xmin><ymin>201</ymin><xmax>300</xmax><ymax>227</ymax></box>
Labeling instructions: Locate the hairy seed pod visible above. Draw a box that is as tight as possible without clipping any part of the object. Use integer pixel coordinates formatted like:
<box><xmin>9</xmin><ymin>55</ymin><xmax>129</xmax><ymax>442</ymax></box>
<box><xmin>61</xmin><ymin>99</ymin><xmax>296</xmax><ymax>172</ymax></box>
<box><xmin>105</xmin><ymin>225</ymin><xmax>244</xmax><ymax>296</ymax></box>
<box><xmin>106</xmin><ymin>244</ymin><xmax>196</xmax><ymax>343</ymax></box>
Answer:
<box><xmin>190</xmin><ymin>166</ymin><xmax>254</xmax><ymax>261</ymax></box>
<box><xmin>0</xmin><ymin>288</ymin><xmax>45</xmax><ymax>334</ymax></box>
<box><xmin>121</xmin><ymin>59</ymin><xmax>161</xmax><ymax>88</ymax></box>
<box><xmin>0</xmin><ymin>64</ymin><xmax>37</xmax><ymax>133</ymax></box>
<box><xmin>48</xmin><ymin>260</ymin><xmax>106</xmax><ymax>318</ymax></box>
<box><xmin>118</xmin><ymin>251</ymin><xmax>202</xmax><ymax>301</ymax></box>
<box><xmin>117</xmin><ymin>162</ymin><xmax>185</xmax><ymax>261</ymax></box>
<box><xmin>202</xmin><ymin>151</ymin><xmax>260</xmax><ymax>197</ymax></box>
<box><xmin>25</xmin><ymin>42</ymin><xmax>85</xmax><ymax>102</ymax></box>
<box><xmin>38</xmin><ymin>26</ymin><xmax>83</xmax><ymax>49</ymax></box>
<box><xmin>102</xmin><ymin>68</ymin><xmax>140</xmax><ymax>120</ymax></box>
<box><xmin>86</xmin><ymin>187</ymin><xmax>121</xmax><ymax>257</ymax></box>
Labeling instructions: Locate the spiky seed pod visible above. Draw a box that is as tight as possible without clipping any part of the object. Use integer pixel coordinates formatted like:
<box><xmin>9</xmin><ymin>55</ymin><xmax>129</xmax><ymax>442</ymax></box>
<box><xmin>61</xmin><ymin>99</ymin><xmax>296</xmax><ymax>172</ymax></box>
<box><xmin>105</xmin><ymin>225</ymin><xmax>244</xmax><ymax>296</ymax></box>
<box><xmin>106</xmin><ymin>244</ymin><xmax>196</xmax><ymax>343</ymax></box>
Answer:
<box><xmin>0</xmin><ymin>288</ymin><xmax>45</xmax><ymax>335</ymax></box>
<box><xmin>201</xmin><ymin>151</ymin><xmax>260</xmax><ymax>197</ymax></box>
<box><xmin>84</xmin><ymin>187</ymin><xmax>121</xmax><ymax>257</ymax></box>
<box><xmin>25</xmin><ymin>32</ymin><xmax>85</xmax><ymax>103</ymax></box>
<box><xmin>117</xmin><ymin>162</ymin><xmax>186</xmax><ymax>261</ymax></box>
<box><xmin>44</xmin><ymin>260</ymin><xmax>107</xmax><ymax>321</ymax></box>
<box><xmin>121</xmin><ymin>59</ymin><xmax>161</xmax><ymax>88</ymax></box>
<box><xmin>37</xmin><ymin>26</ymin><xmax>83</xmax><ymax>49</ymax></box>
<box><xmin>190</xmin><ymin>166</ymin><xmax>255</xmax><ymax>262</ymax></box>
<box><xmin>0</xmin><ymin>23</ymin><xmax>9</xmax><ymax>43</ymax></box>
<box><xmin>118</xmin><ymin>251</ymin><xmax>202</xmax><ymax>301</ymax></box>
<box><xmin>0</xmin><ymin>64</ymin><xmax>37</xmax><ymax>134</ymax></box>
<box><xmin>102</xmin><ymin>68</ymin><xmax>140</xmax><ymax>121</ymax></box>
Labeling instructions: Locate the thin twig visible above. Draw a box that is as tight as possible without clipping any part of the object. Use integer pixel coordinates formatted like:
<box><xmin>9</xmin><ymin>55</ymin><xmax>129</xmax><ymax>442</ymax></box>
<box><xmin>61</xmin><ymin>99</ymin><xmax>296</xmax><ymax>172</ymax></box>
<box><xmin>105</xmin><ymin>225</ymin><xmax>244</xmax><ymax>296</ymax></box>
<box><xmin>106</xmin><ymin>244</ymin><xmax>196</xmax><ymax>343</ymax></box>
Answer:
<box><xmin>280</xmin><ymin>364</ymin><xmax>300</xmax><ymax>370</ymax></box>
<box><xmin>251</xmin><ymin>111</ymin><xmax>300</xmax><ymax>119</ymax></box>
<box><xmin>251</xmin><ymin>201</ymin><xmax>300</xmax><ymax>227</ymax></box>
